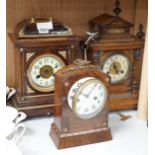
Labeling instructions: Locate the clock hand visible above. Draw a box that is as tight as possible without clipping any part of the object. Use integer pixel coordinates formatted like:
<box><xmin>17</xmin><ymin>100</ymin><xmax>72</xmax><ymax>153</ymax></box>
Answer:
<box><xmin>120</xmin><ymin>70</ymin><xmax>124</xmax><ymax>74</ymax></box>
<box><xmin>80</xmin><ymin>92</ymin><xmax>88</xmax><ymax>98</ymax></box>
<box><xmin>86</xmin><ymin>83</ymin><xmax>97</xmax><ymax>97</ymax></box>
<box><xmin>113</xmin><ymin>62</ymin><xmax>120</xmax><ymax>74</ymax></box>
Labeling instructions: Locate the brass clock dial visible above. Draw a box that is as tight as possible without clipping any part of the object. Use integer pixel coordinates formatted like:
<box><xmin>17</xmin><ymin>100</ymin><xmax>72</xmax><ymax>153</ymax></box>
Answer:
<box><xmin>68</xmin><ymin>77</ymin><xmax>107</xmax><ymax>119</ymax></box>
<box><xmin>102</xmin><ymin>54</ymin><xmax>131</xmax><ymax>84</ymax></box>
<box><xmin>27</xmin><ymin>54</ymin><xmax>65</xmax><ymax>92</ymax></box>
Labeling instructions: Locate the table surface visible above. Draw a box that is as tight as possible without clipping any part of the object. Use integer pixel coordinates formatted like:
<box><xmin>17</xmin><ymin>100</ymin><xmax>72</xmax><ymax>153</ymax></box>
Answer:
<box><xmin>17</xmin><ymin>110</ymin><xmax>147</xmax><ymax>155</ymax></box>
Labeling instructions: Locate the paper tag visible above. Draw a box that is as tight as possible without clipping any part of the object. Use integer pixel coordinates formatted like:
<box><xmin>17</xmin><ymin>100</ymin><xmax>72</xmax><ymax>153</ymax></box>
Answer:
<box><xmin>36</xmin><ymin>21</ymin><xmax>53</xmax><ymax>34</ymax></box>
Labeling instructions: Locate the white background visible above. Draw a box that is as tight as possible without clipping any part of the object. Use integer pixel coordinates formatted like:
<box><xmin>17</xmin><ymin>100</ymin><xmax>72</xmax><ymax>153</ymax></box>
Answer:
<box><xmin>19</xmin><ymin>110</ymin><xmax>147</xmax><ymax>155</ymax></box>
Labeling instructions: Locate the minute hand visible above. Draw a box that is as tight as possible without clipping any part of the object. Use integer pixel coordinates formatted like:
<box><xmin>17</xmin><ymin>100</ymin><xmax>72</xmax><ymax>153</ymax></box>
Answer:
<box><xmin>86</xmin><ymin>83</ymin><xmax>97</xmax><ymax>97</ymax></box>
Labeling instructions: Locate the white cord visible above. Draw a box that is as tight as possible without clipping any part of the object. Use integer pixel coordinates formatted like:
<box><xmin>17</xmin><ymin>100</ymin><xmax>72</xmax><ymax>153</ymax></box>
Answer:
<box><xmin>83</xmin><ymin>32</ymin><xmax>98</xmax><ymax>60</ymax></box>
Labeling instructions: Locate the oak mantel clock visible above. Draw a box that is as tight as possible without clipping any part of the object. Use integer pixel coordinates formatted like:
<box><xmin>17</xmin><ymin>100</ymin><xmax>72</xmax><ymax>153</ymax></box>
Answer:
<box><xmin>50</xmin><ymin>59</ymin><xmax>112</xmax><ymax>149</ymax></box>
<box><xmin>9</xmin><ymin>17</ymin><xmax>81</xmax><ymax>116</ymax></box>
<box><xmin>88</xmin><ymin>0</ymin><xmax>145</xmax><ymax>110</ymax></box>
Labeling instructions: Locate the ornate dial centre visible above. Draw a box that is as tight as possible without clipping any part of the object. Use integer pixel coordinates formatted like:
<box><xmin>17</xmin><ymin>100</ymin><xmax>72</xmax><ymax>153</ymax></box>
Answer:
<box><xmin>109</xmin><ymin>61</ymin><xmax>122</xmax><ymax>75</ymax></box>
<box><xmin>102</xmin><ymin>54</ymin><xmax>131</xmax><ymax>84</ymax></box>
<box><xmin>40</xmin><ymin>65</ymin><xmax>53</xmax><ymax>79</ymax></box>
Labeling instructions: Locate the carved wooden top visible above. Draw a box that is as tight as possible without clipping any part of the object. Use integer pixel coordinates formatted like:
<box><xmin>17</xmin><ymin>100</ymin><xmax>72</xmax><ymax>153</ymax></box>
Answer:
<box><xmin>88</xmin><ymin>0</ymin><xmax>139</xmax><ymax>42</ymax></box>
<box><xmin>8</xmin><ymin>33</ymin><xmax>81</xmax><ymax>48</ymax></box>
<box><xmin>90</xmin><ymin>13</ymin><xmax>133</xmax><ymax>29</ymax></box>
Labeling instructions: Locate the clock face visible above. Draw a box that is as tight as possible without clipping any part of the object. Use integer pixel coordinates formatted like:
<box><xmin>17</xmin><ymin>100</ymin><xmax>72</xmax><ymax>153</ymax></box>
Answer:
<box><xmin>28</xmin><ymin>54</ymin><xmax>65</xmax><ymax>92</ymax></box>
<box><xmin>67</xmin><ymin>77</ymin><xmax>107</xmax><ymax>119</ymax></box>
<box><xmin>102</xmin><ymin>54</ymin><xmax>131</xmax><ymax>84</ymax></box>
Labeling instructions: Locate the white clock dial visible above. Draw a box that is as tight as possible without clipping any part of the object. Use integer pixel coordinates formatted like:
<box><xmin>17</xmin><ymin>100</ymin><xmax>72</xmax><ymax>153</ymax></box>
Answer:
<box><xmin>102</xmin><ymin>54</ymin><xmax>131</xmax><ymax>84</ymax></box>
<box><xmin>68</xmin><ymin>77</ymin><xmax>107</xmax><ymax>119</ymax></box>
<box><xmin>28</xmin><ymin>54</ymin><xmax>65</xmax><ymax>92</ymax></box>
<box><xmin>67</xmin><ymin>77</ymin><xmax>95</xmax><ymax>109</ymax></box>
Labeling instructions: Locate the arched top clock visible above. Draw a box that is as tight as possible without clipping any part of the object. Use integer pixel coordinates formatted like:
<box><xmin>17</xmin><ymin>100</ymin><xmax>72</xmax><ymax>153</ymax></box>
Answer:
<box><xmin>9</xmin><ymin>17</ymin><xmax>81</xmax><ymax>116</ymax></box>
<box><xmin>50</xmin><ymin>60</ymin><xmax>112</xmax><ymax>149</ymax></box>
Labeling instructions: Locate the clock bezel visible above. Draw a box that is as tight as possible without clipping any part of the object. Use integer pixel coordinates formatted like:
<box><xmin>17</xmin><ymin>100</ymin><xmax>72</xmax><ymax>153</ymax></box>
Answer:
<box><xmin>72</xmin><ymin>78</ymin><xmax>108</xmax><ymax>120</ymax></box>
<box><xmin>27</xmin><ymin>53</ymin><xmax>65</xmax><ymax>92</ymax></box>
<box><xmin>100</xmin><ymin>50</ymin><xmax>133</xmax><ymax>85</ymax></box>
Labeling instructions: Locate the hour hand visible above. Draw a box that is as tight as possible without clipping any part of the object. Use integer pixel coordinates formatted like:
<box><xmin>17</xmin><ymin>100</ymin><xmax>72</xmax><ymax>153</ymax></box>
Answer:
<box><xmin>113</xmin><ymin>62</ymin><xmax>120</xmax><ymax>74</ymax></box>
<box><xmin>113</xmin><ymin>62</ymin><xmax>118</xmax><ymax>73</ymax></box>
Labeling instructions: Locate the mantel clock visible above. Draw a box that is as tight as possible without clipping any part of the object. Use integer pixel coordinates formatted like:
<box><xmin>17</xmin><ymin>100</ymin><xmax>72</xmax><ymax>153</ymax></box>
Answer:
<box><xmin>88</xmin><ymin>0</ymin><xmax>145</xmax><ymax>110</ymax></box>
<box><xmin>50</xmin><ymin>59</ymin><xmax>112</xmax><ymax>149</ymax></box>
<box><xmin>9</xmin><ymin>17</ymin><xmax>81</xmax><ymax>116</ymax></box>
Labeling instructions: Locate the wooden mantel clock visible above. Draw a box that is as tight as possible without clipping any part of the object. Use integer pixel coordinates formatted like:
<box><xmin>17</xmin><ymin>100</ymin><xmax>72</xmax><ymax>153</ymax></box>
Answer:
<box><xmin>88</xmin><ymin>0</ymin><xmax>145</xmax><ymax>110</ymax></box>
<box><xmin>9</xmin><ymin>17</ymin><xmax>81</xmax><ymax>116</ymax></box>
<box><xmin>50</xmin><ymin>59</ymin><xmax>112</xmax><ymax>149</ymax></box>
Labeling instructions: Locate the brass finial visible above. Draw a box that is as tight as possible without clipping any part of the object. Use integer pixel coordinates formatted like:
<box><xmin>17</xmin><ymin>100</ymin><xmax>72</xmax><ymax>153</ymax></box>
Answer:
<box><xmin>113</xmin><ymin>0</ymin><xmax>122</xmax><ymax>16</ymax></box>
<box><xmin>136</xmin><ymin>24</ymin><xmax>145</xmax><ymax>39</ymax></box>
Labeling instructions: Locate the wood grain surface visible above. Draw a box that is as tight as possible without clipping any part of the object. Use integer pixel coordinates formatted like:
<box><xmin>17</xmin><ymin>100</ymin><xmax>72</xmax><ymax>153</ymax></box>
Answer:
<box><xmin>6</xmin><ymin>0</ymin><xmax>148</xmax><ymax>86</ymax></box>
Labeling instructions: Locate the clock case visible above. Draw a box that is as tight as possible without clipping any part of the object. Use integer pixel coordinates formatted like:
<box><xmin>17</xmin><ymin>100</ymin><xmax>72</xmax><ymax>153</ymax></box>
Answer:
<box><xmin>50</xmin><ymin>62</ymin><xmax>112</xmax><ymax>149</ymax></box>
<box><xmin>9</xmin><ymin>18</ymin><xmax>81</xmax><ymax>117</ymax></box>
<box><xmin>87</xmin><ymin>4</ymin><xmax>145</xmax><ymax>111</ymax></box>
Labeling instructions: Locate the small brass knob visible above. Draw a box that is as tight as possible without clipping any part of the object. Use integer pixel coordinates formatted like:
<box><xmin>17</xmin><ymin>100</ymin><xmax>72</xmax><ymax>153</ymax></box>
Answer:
<box><xmin>71</xmin><ymin>45</ymin><xmax>74</xmax><ymax>48</ymax></box>
<box><xmin>64</xmin><ymin>82</ymin><xmax>70</xmax><ymax>87</ymax></box>
<box><xmin>21</xmin><ymin>97</ymin><xmax>25</xmax><ymax>101</ymax></box>
<box><xmin>105</xmin><ymin>77</ymin><xmax>110</xmax><ymax>82</ymax></box>
<box><xmin>63</xmin><ymin>128</ymin><xmax>68</xmax><ymax>133</ymax></box>
<box><xmin>20</xmin><ymin>48</ymin><xmax>24</xmax><ymax>52</ymax></box>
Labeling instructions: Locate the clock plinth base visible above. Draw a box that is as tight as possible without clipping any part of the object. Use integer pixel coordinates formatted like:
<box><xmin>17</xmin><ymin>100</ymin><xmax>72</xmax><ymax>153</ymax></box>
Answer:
<box><xmin>50</xmin><ymin>123</ymin><xmax>112</xmax><ymax>149</ymax></box>
<box><xmin>11</xmin><ymin>94</ymin><xmax>54</xmax><ymax>117</ymax></box>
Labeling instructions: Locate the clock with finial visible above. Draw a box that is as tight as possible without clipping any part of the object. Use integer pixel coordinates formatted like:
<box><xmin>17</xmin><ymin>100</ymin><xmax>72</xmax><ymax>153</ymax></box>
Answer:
<box><xmin>88</xmin><ymin>0</ymin><xmax>145</xmax><ymax>110</ymax></box>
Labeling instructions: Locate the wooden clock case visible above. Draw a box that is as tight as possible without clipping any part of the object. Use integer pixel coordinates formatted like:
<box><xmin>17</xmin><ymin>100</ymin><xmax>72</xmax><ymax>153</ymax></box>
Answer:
<box><xmin>50</xmin><ymin>62</ymin><xmax>112</xmax><ymax>149</ymax></box>
<box><xmin>87</xmin><ymin>3</ymin><xmax>145</xmax><ymax>111</ymax></box>
<box><xmin>9</xmin><ymin>18</ymin><xmax>81</xmax><ymax>117</ymax></box>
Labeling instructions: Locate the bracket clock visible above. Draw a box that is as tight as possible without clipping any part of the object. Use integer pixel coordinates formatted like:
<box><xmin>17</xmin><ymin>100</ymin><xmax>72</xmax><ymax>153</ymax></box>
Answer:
<box><xmin>88</xmin><ymin>0</ymin><xmax>145</xmax><ymax>110</ymax></box>
<box><xmin>50</xmin><ymin>59</ymin><xmax>112</xmax><ymax>149</ymax></box>
<box><xmin>9</xmin><ymin>17</ymin><xmax>81</xmax><ymax>116</ymax></box>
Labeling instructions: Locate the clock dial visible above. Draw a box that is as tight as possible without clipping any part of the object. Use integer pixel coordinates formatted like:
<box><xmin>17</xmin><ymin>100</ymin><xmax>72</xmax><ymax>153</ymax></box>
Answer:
<box><xmin>68</xmin><ymin>77</ymin><xmax>107</xmax><ymax>119</ymax></box>
<box><xmin>67</xmin><ymin>77</ymin><xmax>95</xmax><ymax>109</ymax></box>
<box><xmin>28</xmin><ymin>54</ymin><xmax>65</xmax><ymax>92</ymax></box>
<box><xmin>102</xmin><ymin>54</ymin><xmax>131</xmax><ymax>84</ymax></box>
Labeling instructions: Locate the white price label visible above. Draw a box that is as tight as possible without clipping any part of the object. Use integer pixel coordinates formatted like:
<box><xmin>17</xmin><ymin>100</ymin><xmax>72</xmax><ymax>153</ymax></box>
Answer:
<box><xmin>37</xmin><ymin>21</ymin><xmax>53</xmax><ymax>34</ymax></box>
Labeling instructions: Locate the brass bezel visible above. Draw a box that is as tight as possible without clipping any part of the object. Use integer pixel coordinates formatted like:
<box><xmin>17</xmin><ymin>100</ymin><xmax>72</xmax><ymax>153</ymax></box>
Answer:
<box><xmin>101</xmin><ymin>53</ymin><xmax>132</xmax><ymax>84</ymax></box>
<box><xmin>27</xmin><ymin>53</ymin><xmax>65</xmax><ymax>92</ymax></box>
<box><xmin>72</xmin><ymin>79</ymin><xmax>108</xmax><ymax>120</ymax></box>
